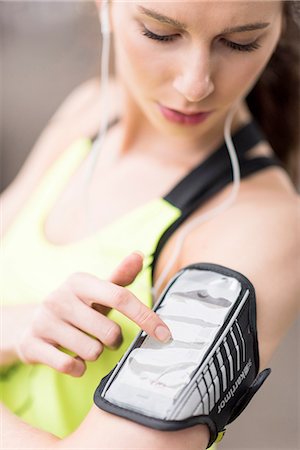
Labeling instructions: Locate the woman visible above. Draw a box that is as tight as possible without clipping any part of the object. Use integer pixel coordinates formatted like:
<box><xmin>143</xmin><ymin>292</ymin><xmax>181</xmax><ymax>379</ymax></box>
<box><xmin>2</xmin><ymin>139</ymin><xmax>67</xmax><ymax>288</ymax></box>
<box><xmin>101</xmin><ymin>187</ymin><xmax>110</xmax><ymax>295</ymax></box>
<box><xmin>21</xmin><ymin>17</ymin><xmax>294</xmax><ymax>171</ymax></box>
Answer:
<box><xmin>1</xmin><ymin>1</ymin><xmax>299</xmax><ymax>449</ymax></box>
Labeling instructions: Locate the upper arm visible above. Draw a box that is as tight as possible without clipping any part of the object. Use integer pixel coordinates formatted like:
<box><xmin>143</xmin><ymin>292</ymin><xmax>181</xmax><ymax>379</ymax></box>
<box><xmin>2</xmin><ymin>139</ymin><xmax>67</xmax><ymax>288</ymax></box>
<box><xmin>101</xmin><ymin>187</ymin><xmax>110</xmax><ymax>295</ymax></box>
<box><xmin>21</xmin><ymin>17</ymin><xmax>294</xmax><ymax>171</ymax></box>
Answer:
<box><xmin>61</xmin><ymin>406</ymin><xmax>210</xmax><ymax>450</ymax></box>
<box><xmin>2</xmin><ymin>398</ymin><xmax>209</xmax><ymax>450</ymax></box>
<box><xmin>1</xmin><ymin>76</ymin><xmax>120</xmax><ymax>235</ymax></box>
<box><xmin>178</xmin><ymin>192</ymin><xmax>300</xmax><ymax>371</ymax></box>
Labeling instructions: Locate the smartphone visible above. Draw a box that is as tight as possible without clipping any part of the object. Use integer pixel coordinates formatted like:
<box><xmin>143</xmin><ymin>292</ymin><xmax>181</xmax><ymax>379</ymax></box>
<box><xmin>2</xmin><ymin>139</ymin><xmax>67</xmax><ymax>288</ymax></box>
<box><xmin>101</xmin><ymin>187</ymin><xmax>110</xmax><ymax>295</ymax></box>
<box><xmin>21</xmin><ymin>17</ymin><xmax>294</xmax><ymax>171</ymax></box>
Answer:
<box><xmin>94</xmin><ymin>262</ymin><xmax>260</xmax><ymax>431</ymax></box>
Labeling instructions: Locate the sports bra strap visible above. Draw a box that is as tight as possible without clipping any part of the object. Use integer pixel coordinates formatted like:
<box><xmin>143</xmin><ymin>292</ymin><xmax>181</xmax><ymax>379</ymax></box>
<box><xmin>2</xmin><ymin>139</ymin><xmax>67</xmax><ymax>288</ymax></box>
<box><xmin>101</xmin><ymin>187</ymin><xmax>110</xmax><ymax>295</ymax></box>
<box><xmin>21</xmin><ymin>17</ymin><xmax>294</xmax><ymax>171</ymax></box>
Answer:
<box><xmin>90</xmin><ymin>117</ymin><xmax>283</xmax><ymax>287</ymax></box>
<box><xmin>163</xmin><ymin>120</ymin><xmax>270</xmax><ymax>210</ymax></box>
<box><xmin>150</xmin><ymin>121</ymin><xmax>283</xmax><ymax>285</ymax></box>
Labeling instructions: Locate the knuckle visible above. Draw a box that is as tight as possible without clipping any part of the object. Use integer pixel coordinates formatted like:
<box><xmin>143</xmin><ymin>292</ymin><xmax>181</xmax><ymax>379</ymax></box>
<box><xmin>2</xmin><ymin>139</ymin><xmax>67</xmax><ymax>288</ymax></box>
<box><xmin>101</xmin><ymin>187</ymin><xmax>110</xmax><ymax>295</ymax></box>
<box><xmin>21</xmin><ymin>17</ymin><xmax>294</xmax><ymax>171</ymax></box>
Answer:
<box><xmin>18</xmin><ymin>334</ymin><xmax>41</xmax><ymax>365</ymax></box>
<box><xmin>66</xmin><ymin>272</ymin><xmax>83</xmax><ymax>283</ymax></box>
<box><xmin>44</xmin><ymin>288</ymin><xmax>72</xmax><ymax>318</ymax></box>
<box><xmin>134</xmin><ymin>307</ymin><xmax>154</xmax><ymax>327</ymax></box>
<box><xmin>58</xmin><ymin>358</ymin><xmax>76</xmax><ymax>374</ymax></box>
<box><xmin>56</xmin><ymin>295</ymin><xmax>73</xmax><ymax>318</ymax></box>
<box><xmin>43</xmin><ymin>290</ymin><xmax>61</xmax><ymax>314</ymax></box>
<box><xmin>44</xmin><ymin>290</ymin><xmax>57</xmax><ymax>305</ymax></box>
<box><xmin>30</xmin><ymin>307</ymin><xmax>56</xmax><ymax>338</ymax></box>
<box><xmin>31</xmin><ymin>309</ymin><xmax>52</xmax><ymax>336</ymax></box>
<box><xmin>111</xmin><ymin>288</ymin><xmax>129</xmax><ymax>309</ymax></box>
<box><xmin>65</xmin><ymin>272</ymin><xmax>88</xmax><ymax>289</ymax></box>
<box><xmin>31</xmin><ymin>318</ymin><xmax>44</xmax><ymax>336</ymax></box>
<box><xmin>85</xmin><ymin>340</ymin><xmax>103</xmax><ymax>361</ymax></box>
<box><xmin>104</xmin><ymin>324</ymin><xmax>122</xmax><ymax>347</ymax></box>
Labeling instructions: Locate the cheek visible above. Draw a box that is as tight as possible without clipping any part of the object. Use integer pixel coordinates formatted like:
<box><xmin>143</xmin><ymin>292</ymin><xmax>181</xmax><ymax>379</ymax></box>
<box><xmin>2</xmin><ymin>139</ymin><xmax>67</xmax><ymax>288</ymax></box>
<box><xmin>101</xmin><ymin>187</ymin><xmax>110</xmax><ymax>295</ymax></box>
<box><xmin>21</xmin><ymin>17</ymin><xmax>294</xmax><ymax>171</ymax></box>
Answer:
<box><xmin>113</xmin><ymin>24</ymin><xmax>168</xmax><ymax>92</ymax></box>
<box><xmin>216</xmin><ymin>49</ymin><xmax>274</xmax><ymax>104</ymax></box>
<box><xmin>215</xmin><ymin>25</ymin><xmax>282</xmax><ymax>104</ymax></box>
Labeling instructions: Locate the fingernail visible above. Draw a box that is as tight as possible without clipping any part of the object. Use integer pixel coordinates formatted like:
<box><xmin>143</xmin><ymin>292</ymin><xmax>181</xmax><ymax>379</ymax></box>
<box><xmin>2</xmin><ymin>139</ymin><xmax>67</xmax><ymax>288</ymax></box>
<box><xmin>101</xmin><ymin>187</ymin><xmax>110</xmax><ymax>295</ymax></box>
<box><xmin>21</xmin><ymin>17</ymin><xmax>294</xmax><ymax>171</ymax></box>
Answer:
<box><xmin>155</xmin><ymin>326</ymin><xmax>172</xmax><ymax>343</ymax></box>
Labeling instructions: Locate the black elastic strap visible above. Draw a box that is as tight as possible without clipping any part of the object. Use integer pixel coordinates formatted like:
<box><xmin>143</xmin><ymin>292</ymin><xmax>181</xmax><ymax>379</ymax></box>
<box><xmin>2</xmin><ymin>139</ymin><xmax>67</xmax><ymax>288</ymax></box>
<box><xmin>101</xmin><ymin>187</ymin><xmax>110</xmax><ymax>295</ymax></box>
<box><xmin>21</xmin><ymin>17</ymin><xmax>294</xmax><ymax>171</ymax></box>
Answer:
<box><xmin>89</xmin><ymin>118</ymin><xmax>282</xmax><ymax>289</ymax></box>
<box><xmin>163</xmin><ymin>120</ymin><xmax>266</xmax><ymax>210</ymax></box>
<box><xmin>150</xmin><ymin>154</ymin><xmax>282</xmax><ymax>286</ymax></box>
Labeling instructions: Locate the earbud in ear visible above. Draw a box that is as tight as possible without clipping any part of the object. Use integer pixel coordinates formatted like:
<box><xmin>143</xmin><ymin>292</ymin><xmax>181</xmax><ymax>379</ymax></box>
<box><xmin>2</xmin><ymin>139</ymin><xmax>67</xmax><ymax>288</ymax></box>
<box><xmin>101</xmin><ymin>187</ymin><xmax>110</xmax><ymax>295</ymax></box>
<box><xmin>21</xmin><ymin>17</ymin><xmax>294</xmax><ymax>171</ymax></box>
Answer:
<box><xmin>100</xmin><ymin>0</ymin><xmax>110</xmax><ymax>35</ymax></box>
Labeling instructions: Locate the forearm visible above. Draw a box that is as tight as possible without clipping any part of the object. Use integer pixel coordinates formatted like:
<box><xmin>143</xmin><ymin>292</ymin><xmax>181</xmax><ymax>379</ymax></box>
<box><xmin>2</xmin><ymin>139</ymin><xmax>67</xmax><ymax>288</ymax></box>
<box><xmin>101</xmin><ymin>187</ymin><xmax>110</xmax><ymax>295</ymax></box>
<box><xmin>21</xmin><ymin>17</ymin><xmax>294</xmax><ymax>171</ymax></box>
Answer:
<box><xmin>2</xmin><ymin>404</ymin><xmax>209</xmax><ymax>450</ymax></box>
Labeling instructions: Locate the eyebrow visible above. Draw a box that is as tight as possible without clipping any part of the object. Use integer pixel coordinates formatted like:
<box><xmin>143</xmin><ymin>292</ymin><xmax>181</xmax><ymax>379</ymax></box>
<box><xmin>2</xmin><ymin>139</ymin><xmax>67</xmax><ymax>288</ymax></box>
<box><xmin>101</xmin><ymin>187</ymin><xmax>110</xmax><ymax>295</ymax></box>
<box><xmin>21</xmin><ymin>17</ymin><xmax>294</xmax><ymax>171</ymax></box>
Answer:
<box><xmin>137</xmin><ymin>5</ymin><xmax>270</xmax><ymax>34</ymax></box>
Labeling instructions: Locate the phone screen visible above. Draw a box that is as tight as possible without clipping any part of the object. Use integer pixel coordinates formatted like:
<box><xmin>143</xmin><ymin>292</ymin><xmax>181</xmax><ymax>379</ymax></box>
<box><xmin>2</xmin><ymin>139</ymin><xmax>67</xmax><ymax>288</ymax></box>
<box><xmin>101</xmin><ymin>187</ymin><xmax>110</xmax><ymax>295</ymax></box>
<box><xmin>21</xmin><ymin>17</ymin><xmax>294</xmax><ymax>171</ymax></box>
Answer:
<box><xmin>104</xmin><ymin>268</ymin><xmax>242</xmax><ymax>419</ymax></box>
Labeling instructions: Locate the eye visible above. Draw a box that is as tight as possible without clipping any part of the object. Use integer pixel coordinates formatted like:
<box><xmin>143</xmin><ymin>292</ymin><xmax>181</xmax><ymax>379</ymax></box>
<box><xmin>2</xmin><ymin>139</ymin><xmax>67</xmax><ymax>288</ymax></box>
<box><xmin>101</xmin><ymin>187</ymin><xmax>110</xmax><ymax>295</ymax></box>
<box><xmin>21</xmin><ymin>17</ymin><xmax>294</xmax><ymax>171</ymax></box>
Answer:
<box><xmin>141</xmin><ymin>27</ymin><xmax>178</xmax><ymax>43</ymax></box>
<box><xmin>141</xmin><ymin>26</ymin><xmax>262</xmax><ymax>54</ymax></box>
<box><xmin>221</xmin><ymin>38</ymin><xmax>262</xmax><ymax>53</ymax></box>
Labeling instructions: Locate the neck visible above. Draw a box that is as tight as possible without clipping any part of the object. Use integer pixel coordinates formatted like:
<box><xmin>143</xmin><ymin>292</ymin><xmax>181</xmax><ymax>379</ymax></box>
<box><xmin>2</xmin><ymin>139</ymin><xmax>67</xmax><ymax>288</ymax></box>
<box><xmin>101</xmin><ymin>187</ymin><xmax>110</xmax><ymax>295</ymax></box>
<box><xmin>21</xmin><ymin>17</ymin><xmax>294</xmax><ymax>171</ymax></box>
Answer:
<box><xmin>114</xmin><ymin>80</ymin><xmax>252</xmax><ymax>168</ymax></box>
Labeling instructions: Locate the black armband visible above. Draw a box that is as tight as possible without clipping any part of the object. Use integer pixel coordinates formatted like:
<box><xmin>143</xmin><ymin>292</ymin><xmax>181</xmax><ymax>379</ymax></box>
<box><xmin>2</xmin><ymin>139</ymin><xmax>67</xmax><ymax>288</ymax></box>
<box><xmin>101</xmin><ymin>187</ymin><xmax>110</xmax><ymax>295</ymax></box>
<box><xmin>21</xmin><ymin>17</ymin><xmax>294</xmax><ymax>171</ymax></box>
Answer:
<box><xmin>94</xmin><ymin>263</ymin><xmax>271</xmax><ymax>448</ymax></box>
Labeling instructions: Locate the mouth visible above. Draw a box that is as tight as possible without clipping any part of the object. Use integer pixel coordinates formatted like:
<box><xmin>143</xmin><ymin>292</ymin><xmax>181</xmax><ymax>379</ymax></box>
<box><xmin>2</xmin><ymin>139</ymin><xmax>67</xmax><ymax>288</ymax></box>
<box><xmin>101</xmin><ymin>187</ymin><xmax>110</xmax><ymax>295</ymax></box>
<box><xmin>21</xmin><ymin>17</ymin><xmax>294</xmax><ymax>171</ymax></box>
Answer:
<box><xmin>158</xmin><ymin>103</ymin><xmax>213</xmax><ymax>125</ymax></box>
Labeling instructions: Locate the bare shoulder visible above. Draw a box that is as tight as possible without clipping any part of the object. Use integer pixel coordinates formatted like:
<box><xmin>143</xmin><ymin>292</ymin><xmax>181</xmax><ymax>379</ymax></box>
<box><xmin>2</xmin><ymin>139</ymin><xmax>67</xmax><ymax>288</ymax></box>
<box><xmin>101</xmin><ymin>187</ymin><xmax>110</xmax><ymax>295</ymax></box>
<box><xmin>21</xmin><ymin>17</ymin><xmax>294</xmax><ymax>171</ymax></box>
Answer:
<box><xmin>178</xmin><ymin>173</ymin><xmax>300</xmax><ymax>369</ymax></box>
<box><xmin>50</xmin><ymin>76</ymin><xmax>102</xmax><ymax>123</ymax></box>
<box><xmin>153</xmin><ymin>167</ymin><xmax>299</xmax><ymax>369</ymax></box>
<box><xmin>49</xmin><ymin>76</ymin><xmax>121</xmax><ymax>134</ymax></box>
<box><xmin>179</xmin><ymin>171</ymin><xmax>299</xmax><ymax>276</ymax></box>
<box><xmin>155</xmin><ymin>168</ymin><xmax>298</xmax><ymax>283</ymax></box>
<box><xmin>1</xmin><ymin>77</ymin><xmax>119</xmax><ymax>235</ymax></box>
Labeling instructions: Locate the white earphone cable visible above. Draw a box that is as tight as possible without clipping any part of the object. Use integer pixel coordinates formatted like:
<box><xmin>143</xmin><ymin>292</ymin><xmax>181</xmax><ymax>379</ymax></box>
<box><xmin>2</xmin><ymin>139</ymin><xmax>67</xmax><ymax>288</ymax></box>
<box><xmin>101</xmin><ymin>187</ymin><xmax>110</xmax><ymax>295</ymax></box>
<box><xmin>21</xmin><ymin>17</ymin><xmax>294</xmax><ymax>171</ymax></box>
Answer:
<box><xmin>85</xmin><ymin>1</ymin><xmax>241</xmax><ymax>303</ymax></box>
<box><xmin>83</xmin><ymin>0</ymin><xmax>111</xmax><ymax>191</ymax></box>
<box><xmin>82</xmin><ymin>0</ymin><xmax>111</xmax><ymax>230</ymax></box>
<box><xmin>150</xmin><ymin>104</ymin><xmax>241</xmax><ymax>302</ymax></box>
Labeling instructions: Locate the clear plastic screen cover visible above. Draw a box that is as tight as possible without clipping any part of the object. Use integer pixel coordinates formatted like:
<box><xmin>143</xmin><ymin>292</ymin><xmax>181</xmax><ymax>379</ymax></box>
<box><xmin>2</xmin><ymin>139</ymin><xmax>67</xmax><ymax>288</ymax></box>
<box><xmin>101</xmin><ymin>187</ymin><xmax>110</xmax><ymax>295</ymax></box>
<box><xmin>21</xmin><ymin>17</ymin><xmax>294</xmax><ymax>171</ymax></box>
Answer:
<box><xmin>101</xmin><ymin>268</ymin><xmax>242</xmax><ymax>420</ymax></box>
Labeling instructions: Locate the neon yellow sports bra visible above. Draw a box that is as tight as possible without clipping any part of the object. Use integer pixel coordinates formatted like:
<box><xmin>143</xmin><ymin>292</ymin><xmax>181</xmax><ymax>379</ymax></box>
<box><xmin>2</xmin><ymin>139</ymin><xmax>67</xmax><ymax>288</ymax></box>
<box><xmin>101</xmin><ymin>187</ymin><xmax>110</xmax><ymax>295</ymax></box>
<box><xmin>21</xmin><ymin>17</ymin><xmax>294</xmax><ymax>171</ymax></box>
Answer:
<box><xmin>1</xmin><ymin>119</ymin><xmax>280</xmax><ymax>447</ymax></box>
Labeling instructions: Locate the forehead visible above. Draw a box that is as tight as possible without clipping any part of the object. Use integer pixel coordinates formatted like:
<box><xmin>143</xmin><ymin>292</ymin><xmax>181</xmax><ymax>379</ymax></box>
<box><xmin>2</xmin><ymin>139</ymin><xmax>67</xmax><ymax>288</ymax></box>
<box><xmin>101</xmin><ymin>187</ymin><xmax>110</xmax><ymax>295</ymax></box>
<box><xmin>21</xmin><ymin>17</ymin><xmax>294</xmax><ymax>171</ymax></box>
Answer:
<box><xmin>130</xmin><ymin>1</ymin><xmax>282</xmax><ymax>30</ymax></box>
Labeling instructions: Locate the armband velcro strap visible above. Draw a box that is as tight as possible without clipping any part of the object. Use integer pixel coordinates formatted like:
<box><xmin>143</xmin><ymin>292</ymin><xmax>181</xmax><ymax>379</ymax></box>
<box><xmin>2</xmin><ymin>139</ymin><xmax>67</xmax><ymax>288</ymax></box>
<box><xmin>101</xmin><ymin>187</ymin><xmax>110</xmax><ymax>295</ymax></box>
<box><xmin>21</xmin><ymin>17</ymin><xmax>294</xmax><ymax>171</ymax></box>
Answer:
<box><xmin>94</xmin><ymin>263</ymin><xmax>271</xmax><ymax>448</ymax></box>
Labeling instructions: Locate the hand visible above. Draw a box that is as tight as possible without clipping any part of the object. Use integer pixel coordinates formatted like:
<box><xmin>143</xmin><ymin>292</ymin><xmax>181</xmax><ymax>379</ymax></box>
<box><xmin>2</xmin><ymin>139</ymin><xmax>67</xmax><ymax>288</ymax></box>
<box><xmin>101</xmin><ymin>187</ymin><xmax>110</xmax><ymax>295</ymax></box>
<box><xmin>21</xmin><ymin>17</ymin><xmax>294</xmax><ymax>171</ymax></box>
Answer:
<box><xmin>16</xmin><ymin>252</ymin><xmax>172</xmax><ymax>376</ymax></box>
<box><xmin>1</xmin><ymin>304</ymin><xmax>39</xmax><ymax>367</ymax></box>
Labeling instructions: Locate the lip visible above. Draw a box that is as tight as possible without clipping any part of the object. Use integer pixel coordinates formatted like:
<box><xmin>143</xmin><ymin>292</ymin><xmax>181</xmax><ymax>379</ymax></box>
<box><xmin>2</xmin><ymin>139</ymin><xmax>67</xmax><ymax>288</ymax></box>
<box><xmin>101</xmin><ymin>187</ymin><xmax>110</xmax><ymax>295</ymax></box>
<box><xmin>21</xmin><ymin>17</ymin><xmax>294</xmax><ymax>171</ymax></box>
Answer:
<box><xmin>158</xmin><ymin>104</ymin><xmax>212</xmax><ymax>125</ymax></box>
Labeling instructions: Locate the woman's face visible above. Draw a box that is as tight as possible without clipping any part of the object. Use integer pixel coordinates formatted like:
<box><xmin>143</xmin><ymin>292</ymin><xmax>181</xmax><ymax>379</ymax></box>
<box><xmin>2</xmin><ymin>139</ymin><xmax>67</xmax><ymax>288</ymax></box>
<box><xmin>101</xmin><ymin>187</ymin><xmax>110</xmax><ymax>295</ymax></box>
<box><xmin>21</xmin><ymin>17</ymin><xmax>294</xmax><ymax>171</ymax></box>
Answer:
<box><xmin>107</xmin><ymin>1</ymin><xmax>283</xmax><ymax>137</ymax></box>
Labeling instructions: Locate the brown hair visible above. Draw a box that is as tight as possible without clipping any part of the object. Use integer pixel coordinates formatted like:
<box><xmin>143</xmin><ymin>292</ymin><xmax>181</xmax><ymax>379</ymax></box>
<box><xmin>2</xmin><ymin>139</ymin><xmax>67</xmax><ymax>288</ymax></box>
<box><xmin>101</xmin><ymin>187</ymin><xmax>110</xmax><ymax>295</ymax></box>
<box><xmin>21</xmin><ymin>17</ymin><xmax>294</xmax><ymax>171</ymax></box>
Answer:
<box><xmin>246</xmin><ymin>1</ymin><xmax>300</xmax><ymax>187</ymax></box>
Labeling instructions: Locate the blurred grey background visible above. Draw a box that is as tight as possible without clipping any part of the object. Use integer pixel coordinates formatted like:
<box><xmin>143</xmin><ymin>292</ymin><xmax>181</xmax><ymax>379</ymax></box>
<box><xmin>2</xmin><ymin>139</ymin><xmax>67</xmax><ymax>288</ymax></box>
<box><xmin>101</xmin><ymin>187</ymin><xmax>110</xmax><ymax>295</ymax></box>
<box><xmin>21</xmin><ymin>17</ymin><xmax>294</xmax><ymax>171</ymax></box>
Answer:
<box><xmin>1</xmin><ymin>2</ymin><xmax>299</xmax><ymax>449</ymax></box>
<box><xmin>0</xmin><ymin>0</ymin><xmax>100</xmax><ymax>190</ymax></box>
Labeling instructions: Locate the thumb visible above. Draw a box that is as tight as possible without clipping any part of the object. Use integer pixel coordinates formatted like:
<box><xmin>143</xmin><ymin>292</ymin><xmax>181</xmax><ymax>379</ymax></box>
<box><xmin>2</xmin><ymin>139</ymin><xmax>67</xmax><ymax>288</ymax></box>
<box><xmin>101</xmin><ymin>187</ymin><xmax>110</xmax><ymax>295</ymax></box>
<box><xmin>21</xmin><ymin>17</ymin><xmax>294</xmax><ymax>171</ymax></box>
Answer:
<box><xmin>92</xmin><ymin>252</ymin><xmax>144</xmax><ymax>316</ymax></box>
<box><xmin>108</xmin><ymin>251</ymin><xmax>144</xmax><ymax>287</ymax></box>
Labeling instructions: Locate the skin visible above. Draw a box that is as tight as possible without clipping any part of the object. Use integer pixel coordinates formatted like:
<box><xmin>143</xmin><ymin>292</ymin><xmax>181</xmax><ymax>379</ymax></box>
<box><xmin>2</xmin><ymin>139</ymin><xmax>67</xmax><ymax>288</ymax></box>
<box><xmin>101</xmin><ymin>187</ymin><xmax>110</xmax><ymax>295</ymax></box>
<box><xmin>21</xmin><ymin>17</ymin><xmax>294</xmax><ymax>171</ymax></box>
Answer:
<box><xmin>2</xmin><ymin>1</ymin><xmax>299</xmax><ymax>449</ymax></box>
<box><xmin>4</xmin><ymin>0</ymin><xmax>285</xmax><ymax>375</ymax></box>
<box><xmin>107</xmin><ymin>0</ymin><xmax>283</xmax><ymax>159</ymax></box>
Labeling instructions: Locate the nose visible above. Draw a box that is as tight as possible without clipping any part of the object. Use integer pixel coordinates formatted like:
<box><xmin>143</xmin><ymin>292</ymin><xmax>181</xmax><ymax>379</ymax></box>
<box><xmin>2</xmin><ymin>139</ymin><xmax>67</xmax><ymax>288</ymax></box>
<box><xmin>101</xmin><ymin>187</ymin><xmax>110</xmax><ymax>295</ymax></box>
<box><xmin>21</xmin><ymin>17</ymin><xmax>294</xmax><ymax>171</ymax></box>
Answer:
<box><xmin>173</xmin><ymin>46</ymin><xmax>215</xmax><ymax>103</ymax></box>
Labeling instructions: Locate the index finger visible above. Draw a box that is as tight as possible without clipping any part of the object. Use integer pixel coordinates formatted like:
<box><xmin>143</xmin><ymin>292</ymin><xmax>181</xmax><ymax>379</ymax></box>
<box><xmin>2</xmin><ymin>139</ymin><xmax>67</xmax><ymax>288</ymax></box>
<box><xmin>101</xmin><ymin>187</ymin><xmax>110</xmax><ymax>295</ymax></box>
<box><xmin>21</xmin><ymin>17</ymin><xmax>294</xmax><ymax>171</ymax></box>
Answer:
<box><xmin>67</xmin><ymin>273</ymin><xmax>172</xmax><ymax>343</ymax></box>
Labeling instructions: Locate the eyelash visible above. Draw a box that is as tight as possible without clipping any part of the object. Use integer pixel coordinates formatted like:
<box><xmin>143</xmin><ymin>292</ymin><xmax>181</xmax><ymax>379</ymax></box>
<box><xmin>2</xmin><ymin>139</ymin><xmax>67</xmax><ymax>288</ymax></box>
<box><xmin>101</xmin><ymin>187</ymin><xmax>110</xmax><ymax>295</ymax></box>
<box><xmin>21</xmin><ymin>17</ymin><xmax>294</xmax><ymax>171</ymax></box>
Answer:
<box><xmin>141</xmin><ymin>28</ymin><xmax>262</xmax><ymax>53</ymax></box>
